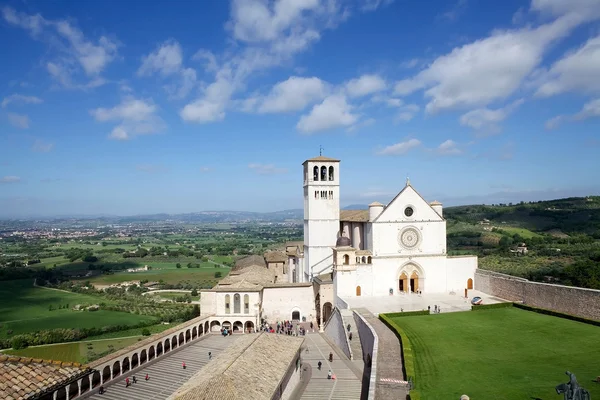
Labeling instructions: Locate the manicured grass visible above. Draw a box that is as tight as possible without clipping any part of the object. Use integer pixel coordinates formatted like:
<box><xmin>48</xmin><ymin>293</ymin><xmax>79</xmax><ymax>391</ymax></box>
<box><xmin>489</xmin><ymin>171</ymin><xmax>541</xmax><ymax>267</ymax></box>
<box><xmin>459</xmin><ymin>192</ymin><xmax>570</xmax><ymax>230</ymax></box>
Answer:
<box><xmin>148</xmin><ymin>292</ymin><xmax>199</xmax><ymax>301</ymax></box>
<box><xmin>5</xmin><ymin>337</ymin><xmax>142</xmax><ymax>363</ymax></box>
<box><xmin>497</xmin><ymin>226</ymin><xmax>542</xmax><ymax>239</ymax></box>
<box><xmin>86</xmin><ymin>323</ymin><xmax>173</xmax><ymax>340</ymax></box>
<box><xmin>0</xmin><ymin>280</ymin><xmax>155</xmax><ymax>339</ymax></box>
<box><xmin>391</xmin><ymin>308</ymin><xmax>600</xmax><ymax>399</ymax></box>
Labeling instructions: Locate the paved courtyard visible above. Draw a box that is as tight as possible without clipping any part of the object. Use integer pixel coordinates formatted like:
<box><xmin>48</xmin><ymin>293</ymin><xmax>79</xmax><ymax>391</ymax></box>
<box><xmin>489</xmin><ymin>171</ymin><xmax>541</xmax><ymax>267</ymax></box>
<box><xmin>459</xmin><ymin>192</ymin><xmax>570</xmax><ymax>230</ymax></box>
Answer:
<box><xmin>342</xmin><ymin>290</ymin><xmax>504</xmax><ymax>315</ymax></box>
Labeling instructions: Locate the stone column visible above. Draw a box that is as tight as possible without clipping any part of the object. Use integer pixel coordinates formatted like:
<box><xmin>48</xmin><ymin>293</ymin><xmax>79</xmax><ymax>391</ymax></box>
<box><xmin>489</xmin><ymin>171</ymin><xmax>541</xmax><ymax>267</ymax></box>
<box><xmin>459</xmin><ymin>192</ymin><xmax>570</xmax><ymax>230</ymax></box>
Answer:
<box><xmin>65</xmin><ymin>384</ymin><xmax>70</xmax><ymax>400</ymax></box>
<box><xmin>318</xmin><ymin>313</ymin><xmax>324</xmax><ymax>333</ymax></box>
<box><xmin>78</xmin><ymin>379</ymin><xmax>82</xmax><ymax>396</ymax></box>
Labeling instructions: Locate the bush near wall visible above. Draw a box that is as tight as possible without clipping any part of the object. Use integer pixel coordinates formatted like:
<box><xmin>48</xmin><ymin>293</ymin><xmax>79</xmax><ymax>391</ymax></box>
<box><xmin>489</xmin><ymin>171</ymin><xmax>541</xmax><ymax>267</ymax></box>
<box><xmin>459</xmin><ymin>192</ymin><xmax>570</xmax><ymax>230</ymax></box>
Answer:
<box><xmin>471</xmin><ymin>302</ymin><xmax>514</xmax><ymax>311</ymax></box>
<box><xmin>379</xmin><ymin>313</ymin><xmax>421</xmax><ymax>400</ymax></box>
<box><xmin>384</xmin><ymin>310</ymin><xmax>430</xmax><ymax>318</ymax></box>
<box><xmin>513</xmin><ymin>303</ymin><xmax>600</xmax><ymax>327</ymax></box>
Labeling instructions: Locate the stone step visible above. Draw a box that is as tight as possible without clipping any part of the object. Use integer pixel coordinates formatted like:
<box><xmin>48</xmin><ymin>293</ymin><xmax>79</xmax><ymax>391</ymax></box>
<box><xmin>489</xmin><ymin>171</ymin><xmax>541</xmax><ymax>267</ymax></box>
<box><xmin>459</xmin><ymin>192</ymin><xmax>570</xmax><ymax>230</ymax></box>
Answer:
<box><xmin>340</xmin><ymin>309</ymin><xmax>363</xmax><ymax>364</ymax></box>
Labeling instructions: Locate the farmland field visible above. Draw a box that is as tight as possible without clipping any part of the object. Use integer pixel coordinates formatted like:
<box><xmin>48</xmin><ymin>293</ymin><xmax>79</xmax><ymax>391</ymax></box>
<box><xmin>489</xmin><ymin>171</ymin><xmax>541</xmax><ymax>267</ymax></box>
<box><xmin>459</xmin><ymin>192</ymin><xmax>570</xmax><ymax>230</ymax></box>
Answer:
<box><xmin>79</xmin><ymin>266</ymin><xmax>228</xmax><ymax>286</ymax></box>
<box><xmin>4</xmin><ymin>336</ymin><xmax>142</xmax><ymax>363</ymax></box>
<box><xmin>388</xmin><ymin>307</ymin><xmax>600</xmax><ymax>399</ymax></box>
<box><xmin>0</xmin><ymin>280</ymin><xmax>156</xmax><ymax>339</ymax></box>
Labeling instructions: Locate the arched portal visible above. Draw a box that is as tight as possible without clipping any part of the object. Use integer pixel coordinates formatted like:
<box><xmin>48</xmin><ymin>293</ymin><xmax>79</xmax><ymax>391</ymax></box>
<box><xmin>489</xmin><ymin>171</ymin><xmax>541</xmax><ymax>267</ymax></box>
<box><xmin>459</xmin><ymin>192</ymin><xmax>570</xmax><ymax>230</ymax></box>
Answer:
<box><xmin>149</xmin><ymin>346</ymin><xmax>155</xmax><ymax>360</ymax></box>
<box><xmin>68</xmin><ymin>381</ymin><xmax>78</xmax><ymax>399</ymax></box>
<box><xmin>172</xmin><ymin>335</ymin><xmax>178</xmax><ymax>349</ymax></box>
<box><xmin>102</xmin><ymin>366</ymin><xmax>111</xmax><ymax>383</ymax></box>
<box><xmin>356</xmin><ymin>286</ymin><xmax>361</xmax><ymax>296</ymax></box>
<box><xmin>164</xmin><ymin>338</ymin><xmax>171</xmax><ymax>352</ymax></box>
<box><xmin>210</xmin><ymin>320</ymin><xmax>221</xmax><ymax>332</ymax></box>
<box><xmin>131</xmin><ymin>353</ymin><xmax>139</xmax><ymax>368</ymax></box>
<box><xmin>55</xmin><ymin>387</ymin><xmax>67</xmax><ymax>400</ymax></box>
<box><xmin>245</xmin><ymin>321</ymin><xmax>255</xmax><ymax>333</ymax></box>
<box><xmin>92</xmin><ymin>371</ymin><xmax>101</xmax><ymax>388</ymax></box>
<box><xmin>199</xmin><ymin>324</ymin><xmax>203</xmax><ymax>335</ymax></box>
<box><xmin>192</xmin><ymin>326</ymin><xmax>197</xmax><ymax>339</ymax></box>
<box><xmin>233</xmin><ymin>321</ymin><xmax>243</xmax><ymax>332</ymax></box>
<box><xmin>410</xmin><ymin>271</ymin><xmax>419</xmax><ymax>293</ymax></box>
<box><xmin>467</xmin><ymin>278</ymin><xmax>473</xmax><ymax>290</ymax></box>
<box><xmin>185</xmin><ymin>329</ymin><xmax>191</xmax><ymax>342</ymax></box>
<box><xmin>80</xmin><ymin>375</ymin><xmax>90</xmax><ymax>394</ymax></box>
<box><xmin>156</xmin><ymin>342</ymin><xmax>163</xmax><ymax>356</ymax></box>
<box><xmin>291</xmin><ymin>311</ymin><xmax>300</xmax><ymax>321</ymax></box>
<box><xmin>112</xmin><ymin>361</ymin><xmax>121</xmax><ymax>378</ymax></box>
<box><xmin>140</xmin><ymin>349</ymin><xmax>147</xmax><ymax>364</ymax></box>
<box><xmin>179</xmin><ymin>332</ymin><xmax>185</xmax><ymax>344</ymax></box>
<box><xmin>122</xmin><ymin>356</ymin><xmax>130</xmax><ymax>373</ymax></box>
<box><xmin>399</xmin><ymin>272</ymin><xmax>408</xmax><ymax>292</ymax></box>
<box><xmin>205</xmin><ymin>321</ymin><xmax>209</xmax><ymax>333</ymax></box>
<box><xmin>323</xmin><ymin>302</ymin><xmax>333</xmax><ymax>323</ymax></box>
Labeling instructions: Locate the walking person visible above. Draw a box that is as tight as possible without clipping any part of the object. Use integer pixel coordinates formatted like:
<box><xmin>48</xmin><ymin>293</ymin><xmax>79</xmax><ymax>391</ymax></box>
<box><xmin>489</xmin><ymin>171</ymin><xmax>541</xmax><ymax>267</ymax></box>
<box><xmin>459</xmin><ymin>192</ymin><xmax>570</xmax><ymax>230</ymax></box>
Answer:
<box><xmin>317</xmin><ymin>361</ymin><xmax>322</xmax><ymax>370</ymax></box>
<box><xmin>125</xmin><ymin>377</ymin><xmax>130</xmax><ymax>388</ymax></box>
<box><xmin>182</xmin><ymin>361</ymin><xmax>186</xmax><ymax>369</ymax></box>
<box><xmin>99</xmin><ymin>386</ymin><xmax>105</xmax><ymax>394</ymax></box>
<box><xmin>349</xmin><ymin>332</ymin><xmax>353</xmax><ymax>341</ymax></box>
<box><xmin>145</xmin><ymin>373</ymin><xmax>149</xmax><ymax>381</ymax></box>
<box><xmin>208</xmin><ymin>351</ymin><xmax>212</xmax><ymax>360</ymax></box>
<box><xmin>329</xmin><ymin>352</ymin><xmax>333</xmax><ymax>362</ymax></box>
<box><xmin>327</xmin><ymin>369</ymin><xmax>332</xmax><ymax>380</ymax></box>
<box><xmin>132</xmin><ymin>375</ymin><xmax>137</xmax><ymax>384</ymax></box>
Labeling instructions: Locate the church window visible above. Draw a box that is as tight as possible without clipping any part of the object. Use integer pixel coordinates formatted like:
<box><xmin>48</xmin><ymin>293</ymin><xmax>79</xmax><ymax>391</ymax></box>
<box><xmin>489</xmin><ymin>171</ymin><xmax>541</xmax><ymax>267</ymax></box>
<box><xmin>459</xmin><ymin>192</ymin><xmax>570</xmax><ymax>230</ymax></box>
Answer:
<box><xmin>367</xmin><ymin>256</ymin><xmax>372</xmax><ymax>264</ymax></box>
<box><xmin>343</xmin><ymin>254</ymin><xmax>349</xmax><ymax>265</ymax></box>
<box><xmin>321</xmin><ymin>166</ymin><xmax>327</xmax><ymax>181</ymax></box>
<box><xmin>313</xmin><ymin>166</ymin><xmax>319</xmax><ymax>181</ymax></box>
<box><xmin>328</xmin><ymin>166</ymin><xmax>334</xmax><ymax>181</ymax></box>
<box><xmin>362</xmin><ymin>256</ymin><xmax>366</xmax><ymax>263</ymax></box>
<box><xmin>234</xmin><ymin>293</ymin><xmax>241</xmax><ymax>314</ymax></box>
<box><xmin>244</xmin><ymin>295</ymin><xmax>249</xmax><ymax>314</ymax></box>
<box><xmin>329</xmin><ymin>190</ymin><xmax>333</xmax><ymax>199</ymax></box>
<box><xmin>404</xmin><ymin>207</ymin><xmax>414</xmax><ymax>217</ymax></box>
<box><xmin>315</xmin><ymin>191</ymin><xmax>318</xmax><ymax>199</ymax></box>
<box><xmin>356</xmin><ymin>257</ymin><xmax>360</xmax><ymax>264</ymax></box>
<box><xmin>225</xmin><ymin>295</ymin><xmax>230</xmax><ymax>314</ymax></box>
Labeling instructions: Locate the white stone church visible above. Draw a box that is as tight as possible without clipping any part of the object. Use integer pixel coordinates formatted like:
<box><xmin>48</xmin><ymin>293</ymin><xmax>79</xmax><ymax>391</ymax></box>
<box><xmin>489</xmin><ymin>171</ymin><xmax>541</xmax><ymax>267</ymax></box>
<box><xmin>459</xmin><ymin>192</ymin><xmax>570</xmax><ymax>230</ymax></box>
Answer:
<box><xmin>200</xmin><ymin>154</ymin><xmax>477</xmax><ymax>330</ymax></box>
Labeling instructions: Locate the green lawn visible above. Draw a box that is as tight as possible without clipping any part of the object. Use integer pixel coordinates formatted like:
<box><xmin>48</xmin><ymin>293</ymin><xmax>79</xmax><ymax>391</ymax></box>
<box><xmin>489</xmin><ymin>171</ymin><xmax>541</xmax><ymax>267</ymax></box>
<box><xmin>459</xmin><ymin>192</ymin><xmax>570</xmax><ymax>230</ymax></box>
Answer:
<box><xmin>498</xmin><ymin>226</ymin><xmax>542</xmax><ymax>239</ymax></box>
<box><xmin>391</xmin><ymin>308</ymin><xmax>600</xmax><ymax>399</ymax></box>
<box><xmin>148</xmin><ymin>292</ymin><xmax>199</xmax><ymax>301</ymax></box>
<box><xmin>81</xmin><ymin>267</ymin><xmax>228</xmax><ymax>286</ymax></box>
<box><xmin>86</xmin><ymin>323</ymin><xmax>173</xmax><ymax>340</ymax></box>
<box><xmin>0</xmin><ymin>280</ymin><xmax>156</xmax><ymax>339</ymax></box>
<box><xmin>4</xmin><ymin>336</ymin><xmax>142</xmax><ymax>363</ymax></box>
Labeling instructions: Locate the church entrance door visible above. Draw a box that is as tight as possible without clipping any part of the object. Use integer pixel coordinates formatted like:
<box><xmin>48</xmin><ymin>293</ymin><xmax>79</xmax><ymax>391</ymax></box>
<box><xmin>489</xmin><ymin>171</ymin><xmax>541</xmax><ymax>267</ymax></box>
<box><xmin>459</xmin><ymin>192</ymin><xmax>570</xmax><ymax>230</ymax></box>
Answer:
<box><xmin>356</xmin><ymin>286</ymin><xmax>361</xmax><ymax>296</ymax></box>
<box><xmin>292</xmin><ymin>311</ymin><xmax>300</xmax><ymax>321</ymax></box>
<box><xmin>410</xmin><ymin>279</ymin><xmax>416</xmax><ymax>293</ymax></box>
<box><xmin>399</xmin><ymin>272</ymin><xmax>408</xmax><ymax>293</ymax></box>
<box><xmin>399</xmin><ymin>279</ymin><xmax>404</xmax><ymax>292</ymax></box>
<box><xmin>410</xmin><ymin>272</ymin><xmax>419</xmax><ymax>293</ymax></box>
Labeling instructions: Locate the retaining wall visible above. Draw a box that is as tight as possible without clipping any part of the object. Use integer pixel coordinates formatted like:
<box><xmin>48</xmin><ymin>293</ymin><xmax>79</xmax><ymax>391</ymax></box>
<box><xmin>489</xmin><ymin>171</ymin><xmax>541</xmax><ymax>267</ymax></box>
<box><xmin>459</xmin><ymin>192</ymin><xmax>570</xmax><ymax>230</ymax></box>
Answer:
<box><xmin>353</xmin><ymin>311</ymin><xmax>377</xmax><ymax>400</ymax></box>
<box><xmin>323</xmin><ymin>307</ymin><xmax>351</xmax><ymax>359</ymax></box>
<box><xmin>475</xmin><ymin>269</ymin><xmax>600</xmax><ymax>321</ymax></box>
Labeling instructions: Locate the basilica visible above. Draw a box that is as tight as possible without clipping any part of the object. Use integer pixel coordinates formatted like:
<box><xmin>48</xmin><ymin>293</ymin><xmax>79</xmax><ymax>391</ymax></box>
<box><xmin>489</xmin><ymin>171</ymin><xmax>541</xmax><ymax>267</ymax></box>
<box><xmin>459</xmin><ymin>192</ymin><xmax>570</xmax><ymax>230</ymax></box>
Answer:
<box><xmin>200</xmin><ymin>154</ymin><xmax>478</xmax><ymax>330</ymax></box>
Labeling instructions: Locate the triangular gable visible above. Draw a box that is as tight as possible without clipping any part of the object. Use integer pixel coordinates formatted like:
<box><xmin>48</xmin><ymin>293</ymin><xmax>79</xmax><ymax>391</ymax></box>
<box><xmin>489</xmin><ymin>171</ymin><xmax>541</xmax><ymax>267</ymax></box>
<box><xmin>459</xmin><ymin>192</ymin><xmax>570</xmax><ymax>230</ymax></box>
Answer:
<box><xmin>373</xmin><ymin>184</ymin><xmax>444</xmax><ymax>223</ymax></box>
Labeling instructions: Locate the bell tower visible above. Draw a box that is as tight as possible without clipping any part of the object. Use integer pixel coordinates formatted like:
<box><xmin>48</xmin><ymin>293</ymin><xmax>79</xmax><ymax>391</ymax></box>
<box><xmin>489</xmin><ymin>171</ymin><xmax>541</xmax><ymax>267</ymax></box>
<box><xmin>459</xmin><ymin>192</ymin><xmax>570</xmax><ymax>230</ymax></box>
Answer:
<box><xmin>302</xmin><ymin>153</ymin><xmax>340</xmax><ymax>282</ymax></box>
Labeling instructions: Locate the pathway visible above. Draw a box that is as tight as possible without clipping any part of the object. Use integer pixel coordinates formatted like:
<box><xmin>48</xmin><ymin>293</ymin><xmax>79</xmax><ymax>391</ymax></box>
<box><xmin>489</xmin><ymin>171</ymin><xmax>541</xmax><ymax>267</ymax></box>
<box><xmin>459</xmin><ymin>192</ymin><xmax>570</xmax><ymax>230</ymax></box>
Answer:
<box><xmin>353</xmin><ymin>308</ymin><xmax>410</xmax><ymax>399</ymax></box>
<box><xmin>340</xmin><ymin>309</ymin><xmax>363</xmax><ymax>369</ymax></box>
<box><xmin>87</xmin><ymin>334</ymin><xmax>239</xmax><ymax>400</ymax></box>
<box><xmin>297</xmin><ymin>333</ymin><xmax>362</xmax><ymax>400</ymax></box>
<box><xmin>207</xmin><ymin>259</ymin><xmax>229</xmax><ymax>269</ymax></box>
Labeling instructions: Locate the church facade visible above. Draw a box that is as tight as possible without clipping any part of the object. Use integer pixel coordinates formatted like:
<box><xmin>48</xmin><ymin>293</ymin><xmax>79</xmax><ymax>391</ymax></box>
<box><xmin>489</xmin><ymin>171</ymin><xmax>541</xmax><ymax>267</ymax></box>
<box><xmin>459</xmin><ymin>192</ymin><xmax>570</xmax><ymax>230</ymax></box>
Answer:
<box><xmin>300</xmin><ymin>155</ymin><xmax>477</xmax><ymax>299</ymax></box>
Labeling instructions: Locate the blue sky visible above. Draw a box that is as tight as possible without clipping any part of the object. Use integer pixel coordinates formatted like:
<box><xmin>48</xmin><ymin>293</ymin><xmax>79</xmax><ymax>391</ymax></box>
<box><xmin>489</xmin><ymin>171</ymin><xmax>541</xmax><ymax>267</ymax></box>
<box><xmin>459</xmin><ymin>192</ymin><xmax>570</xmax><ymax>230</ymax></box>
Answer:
<box><xmin>1</xmin><ymin>0</ymin><xmax>599</xmax><ymax>217</ymax></box>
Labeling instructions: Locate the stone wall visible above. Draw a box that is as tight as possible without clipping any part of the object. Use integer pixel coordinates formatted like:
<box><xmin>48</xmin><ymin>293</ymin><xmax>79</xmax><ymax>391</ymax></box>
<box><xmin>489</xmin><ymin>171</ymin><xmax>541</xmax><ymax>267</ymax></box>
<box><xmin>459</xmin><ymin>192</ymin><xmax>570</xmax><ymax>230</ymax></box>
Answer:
<box><xmin>280</xmin><ymin>351</ymin><xmax>302</xmax><ymax>400</ymax></box>
<box><xmin>475</xmin><ymin>269</ymin><xmax>600</xmax><ymax>321</ymax></box>
<box><xmin>323</xmin><ymin>307</ymin><xmax>351</xmax><ymax>359</ymax></box>
<box><xmin>353</xmin><ymin>311</ymin><xmax>377</xmax><ymax>400</ymax></box>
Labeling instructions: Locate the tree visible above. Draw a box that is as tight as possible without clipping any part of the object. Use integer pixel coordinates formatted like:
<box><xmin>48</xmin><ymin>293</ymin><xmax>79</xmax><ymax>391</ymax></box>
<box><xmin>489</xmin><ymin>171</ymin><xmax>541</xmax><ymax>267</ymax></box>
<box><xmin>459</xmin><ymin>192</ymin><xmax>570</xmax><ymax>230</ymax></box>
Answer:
<box><xmin>192</xmin><ymin>304</ymin><xmax>200</xmax><ymax>318</ymax></box>
<box><xmin>191</xmin><ymin>288</ymin><xmax>198</xmax><ymax>297</ymax></box>
<box><xmin>176</xmin><ymin>263</ymin><xmax>181</xmax><ymax>269</ymax></box>
<box><xmin>214</xmin><ymin>271</ymin><xmax>222</xmax><ymax>278</ymax></box>
<box><xmin>141</xmin><ymin>328</ymin><xmax>151</xmax><ymax>336</ymax></box>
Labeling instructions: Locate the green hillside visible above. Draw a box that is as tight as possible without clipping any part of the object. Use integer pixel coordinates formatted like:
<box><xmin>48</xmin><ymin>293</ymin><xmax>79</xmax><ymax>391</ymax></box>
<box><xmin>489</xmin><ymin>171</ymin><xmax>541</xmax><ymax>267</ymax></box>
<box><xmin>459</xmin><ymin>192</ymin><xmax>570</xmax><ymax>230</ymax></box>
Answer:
<box><xmin>443</xmin><ymin>196</ymin><xmax>600</xmax><ymax>290</ymax></box>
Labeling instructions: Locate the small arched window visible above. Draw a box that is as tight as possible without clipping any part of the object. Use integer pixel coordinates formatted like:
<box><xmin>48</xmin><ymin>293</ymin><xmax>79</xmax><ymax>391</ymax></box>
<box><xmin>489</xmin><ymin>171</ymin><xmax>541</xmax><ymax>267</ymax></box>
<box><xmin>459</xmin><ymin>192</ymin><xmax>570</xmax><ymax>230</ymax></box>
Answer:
<box><xmin>233</xmin><ymin>293</ymin><xmax>241</xmax><ymax>314</ymax></box>
<box><xmin>343</xmin><ymin>254</ymin><xmax>349</xmax><ymax>265</ymax></box>
<box><xmin>367</xmin><ymin>256</ymin><xmax>372</xmax><ymax>264</ymax></box>
<box><xmin>356</xmin><ymin>257</ymin><xmax>360</xmax><ymax>264</ymax></box>
<box><xmin>313</xmin><ymin>166</ymin><xmax>319</xmax><ymax>181</ymax></box>
<box><xmin>329</xmin><ymin>166</ymin><xmax>334</xmax><ymax>181</ymax></box>
<box><xmin>244</xmin><ymin>294</ymin><xmax>249</xmax><ymax>314</ymax></box>
<box><xmin>362</xmin><ymin>256</ymin><xmax>366</xmax><ymax>263</ymax></box>
<box><xmin>225</xmin><ymin>294</ymin><xmax>230</xmax><ymax>314</ymax></box>
<box><xmin>321</xmin><ymin>166</ymin><xmax>327</xmax><ymax>181</ymax></box>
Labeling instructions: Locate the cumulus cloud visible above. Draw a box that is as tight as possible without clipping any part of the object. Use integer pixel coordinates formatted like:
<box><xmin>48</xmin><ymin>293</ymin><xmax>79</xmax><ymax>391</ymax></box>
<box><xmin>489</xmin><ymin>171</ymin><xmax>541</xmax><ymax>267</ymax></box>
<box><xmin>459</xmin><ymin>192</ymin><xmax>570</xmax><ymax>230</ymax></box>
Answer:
<box><xmin>535</xmin><ymin>34</ymin><xmax>600</xmax><ymax>97</ymax></box>
<box><xmin>90</xmin><ymin>97</ymin><xmax>165</xmax><ymax>140</ymax></box>
<box><xmin>297</xmin><ymin>95</ymin><xmax>358</xmax><ymax>133</ymax></box>
<box><xmin>435</xmin><ymin>139</ymin><xmax>462</xmax><ymax>155</ymax></box>
<box><xmin>248</xmin><ymin>163</ymin><xmax>287</xmax><ymax>175</ymax></box>
<box><xmin>32</xmin><ymin>139</ymin><xmax>54</xmax><ymax>153</ymax></box>
<box><xmin>254</xmin><ymin>76</ymin><xmax>329</xmax><ymax>113</ymax></box>
<box><xmin>377</xmin><ymin>138</ymin><xmax>421</xmax><ymax>155</ymax></box>
<box><xmin>7</xmin><ymin>112</ymin><xmax>30</xmax><ymax>129</ymax></box>
<box><xmin>395</xmin><ymin>104</ymin><xmax>420</xmax><ymax>122</ymax></box>
<box><xmin>545</xmin><ymin>98</ymin><xmax>600</xmax><ymax>129</ymax></box>
<box><xmin>1</xmin><ymin>94</ymin><xmax>43</xmax><ymax>108</ymax></box>
<box><xmin>2</xmin><ymin>6</ymin><xmax>118</xmax><ymax>88</ymax></box>
<box><xmin>0</xmin><ymin>176</ymin><xmax>21</xmax><ymax>183</ymax></box>
<box><xmin>345</xmin><ymin>74</ymin><xmax>386</xmax><ymax>98</ymax></box>
<box><xmin>393</xmin><ymin>3</ymin><xmax>600</xmax><ymax>113</ymax></box>
<box><xmin>459</xmin><ymin>99</ymin><xmax>524</xmax><ymax>136</ymax></box>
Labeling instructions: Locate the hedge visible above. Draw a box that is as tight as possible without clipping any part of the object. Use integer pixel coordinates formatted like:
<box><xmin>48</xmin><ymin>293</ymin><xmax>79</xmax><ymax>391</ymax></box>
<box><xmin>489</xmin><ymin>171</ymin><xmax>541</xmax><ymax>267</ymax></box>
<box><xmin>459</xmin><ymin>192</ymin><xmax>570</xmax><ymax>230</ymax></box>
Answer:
<box><xmin>471</xmin><ymin>302</ymin><xmax>514</xmax><ymax>311</ymax></box>
<box><xmin>513</xmin><ymin>303</ymin><xmax>600</xmax><ymax>327</ymax></box>
<box><xmin>384</xmin><ymin>310</ymin><xmax>430</xmax><ymax>318</ymax></box>
<box><xmin>379</xmin><ymin>313</ymin><xmax>421</xmax><ymax>400</ymax></box>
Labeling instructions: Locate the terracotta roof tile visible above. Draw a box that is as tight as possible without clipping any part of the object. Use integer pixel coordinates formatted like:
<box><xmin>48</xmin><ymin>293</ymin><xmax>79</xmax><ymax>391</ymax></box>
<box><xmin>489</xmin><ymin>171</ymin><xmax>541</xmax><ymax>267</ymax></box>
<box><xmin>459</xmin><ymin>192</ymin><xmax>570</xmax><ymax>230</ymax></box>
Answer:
<box><xmin>0</xmin><ymin>357</ymin><xmax>90</xmax><ymax>400</ymax></box>
<box><xmin>340</xmin><ymin>209</ymin><xmax>369</xmax><ymax>222</ymax></box>
<box><xmin>264</xmin><ymin>251</ymin><xmax>287</xmax><ymax>263</ymax></box>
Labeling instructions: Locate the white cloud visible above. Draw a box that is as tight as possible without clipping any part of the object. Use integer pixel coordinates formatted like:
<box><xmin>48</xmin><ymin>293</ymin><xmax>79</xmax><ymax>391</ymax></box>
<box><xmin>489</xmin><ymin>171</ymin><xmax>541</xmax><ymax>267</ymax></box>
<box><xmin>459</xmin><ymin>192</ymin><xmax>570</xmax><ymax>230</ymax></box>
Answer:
<box><xmin>395</xmin><ymin>104</ymin><xmax>420</xmax><ymax>122</ymax></box>
<box><xmin>1</xmin><ymin>94</ymin><xmax>43</xmax><ymax>108</ymax></box>
<box><xmin>535</xmin><ymin>34</ymin><xmax>600</xmax><ymax>97</ymax></box>
<box><xmin>545</xmin><ymin>98</ymin><xmax>600</xmax><ymax>129</ymax></box>
<box><xmin>138</xmin><ymin>40</ymin><xmax>183</xmax><ymax>76</ymax></box>
<box><xmin>345</xmin><ymin>74</ymin><xmax>386</xmax><ymax>98</ymax></box>
<box><xmin>2</xmin><ymin>7</ymin><xmax>118</xmax><ymax>88</ymax></box>
<box><xmin>32</xmin><ymin>139</ymin><xmax>54</xmax><ymax>153</ymax></box>
<box><xmin>90</xmin><ymin>97</ymin><xmax>165</xmax><ymax>140</ymax></box>
<box><xmin>7</xmin><ymin>112</ymin><xmax>30</xmax><ymax>129</ymax></box>
<box><xmin>459</xmin><ymin>99</ymin><xmax>524</xmax><ymax>135</ymax></box>
<box><xmin>297</xmin><ymin>95</ymin><xmax>358</xmax><ymax>133</ymax></box>
<box><xmin>248</xmin><ymin>163</ymin><xmax>287</xmax><ymax>175</ymax></box>
<box><xmin>393</xmin><ymin>6</ymin><xmax>600</xmax><ymax>113</ymax></box>
<box><xmin>360</xmin><ymin>0</ymin><xmax>395</xmax><ymax>12</ymax></box>
<box><xmin>181</xmin><ymin>0</ymin><xmax>359</xmax><ymax>124</ymax></box>
<box><xmin>377</xmin><ymin>138</ymin><xmax>421</xmax><ymax>155</ymax></box>
<box><xmin>400</xmin><ymin>58</ymin><xmax>420</xmax><ymax>69</ymax></box>
<box><xmin>435</xmin><ymin>139</ymin><xmax>462</xmax><ymax>155</ymax></box>
<box><xmin>0</xmin><ymin>176</ymin><xmax>21</xmax><ymax>183</ymax></box>
<box><xmin>255</xmin><ymin>76</ymin><xmax>328</xmax><ymax>113</ymax></box>
<box><xmin>138</xmin><ymin>40</ymin><xmax>197</xmax><ymax>100</ymax></box>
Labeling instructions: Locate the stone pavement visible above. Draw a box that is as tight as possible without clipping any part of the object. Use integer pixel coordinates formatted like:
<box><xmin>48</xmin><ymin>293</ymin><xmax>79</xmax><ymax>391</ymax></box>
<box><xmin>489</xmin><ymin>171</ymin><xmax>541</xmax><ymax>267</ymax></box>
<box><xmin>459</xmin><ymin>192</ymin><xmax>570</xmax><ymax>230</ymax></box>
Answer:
<box><xmin>340</xmin><ymin>309</ymin><xmax>364</xmax><ymax>370</ymax></box>
<box><xmin>87</xmin><ymin>334</ymin><xmax>239</xmax><ymax>400</ymax></box>
<box><xmin>354</xmin><ymin>308</ymin><xmax>410</xmax><ymax>399</ymax></box>
<box><xmin>344</xmin><ymin>290</ymin><xmax>502</xmax><ymax>315</ymax></box>
<box><xmin>298</xmin><ymin>333</ymin><xmax>362</xmax><ymax>400</ymax></box>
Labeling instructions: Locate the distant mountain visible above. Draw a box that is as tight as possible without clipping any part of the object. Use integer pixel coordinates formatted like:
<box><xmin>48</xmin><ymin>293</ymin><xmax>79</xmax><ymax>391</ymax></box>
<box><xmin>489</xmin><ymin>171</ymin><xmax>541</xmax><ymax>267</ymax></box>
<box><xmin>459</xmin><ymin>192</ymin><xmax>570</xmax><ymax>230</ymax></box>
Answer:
<box><xmin>343</xmin><ymin>204</ymin><xmax>368</xmax><ymax>210</ymax></box>
<box><xmin>113</xmin><ymin>209</ymin><xmax>305</xmax><ymax>224</ymax></box>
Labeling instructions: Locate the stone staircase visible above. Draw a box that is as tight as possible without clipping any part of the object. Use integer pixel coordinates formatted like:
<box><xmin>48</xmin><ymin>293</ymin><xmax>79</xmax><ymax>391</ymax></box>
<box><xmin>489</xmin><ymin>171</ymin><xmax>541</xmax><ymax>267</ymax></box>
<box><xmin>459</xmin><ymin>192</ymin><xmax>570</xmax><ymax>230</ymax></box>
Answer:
<box><xmin>86</xmin><ymin>334</ymin><xmax>239</xmax><ymax>400</ymax></box>
<box><xmin>340</xmin><ymin>309</ymin><xmax>363</xmax><ymax>368</ymax></box>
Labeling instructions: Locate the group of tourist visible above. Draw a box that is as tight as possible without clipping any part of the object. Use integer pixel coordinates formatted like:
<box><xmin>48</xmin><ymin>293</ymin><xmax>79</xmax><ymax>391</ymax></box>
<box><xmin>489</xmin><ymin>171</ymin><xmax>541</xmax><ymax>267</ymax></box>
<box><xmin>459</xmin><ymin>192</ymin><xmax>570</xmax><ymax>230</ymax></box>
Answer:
<box><xmin>427</xmin><ymin>305</ymin><xmax>442</xmax><ymax>314</ymax></box>
<box><xmin>260</xmin><ymin>320</ymin><xmax>309</xmax><ymax>336</ymax></box>
<box><xmin>220</xmin><ymin>327</ymin><xmax>232</xmax><ymax>337</ymax></box>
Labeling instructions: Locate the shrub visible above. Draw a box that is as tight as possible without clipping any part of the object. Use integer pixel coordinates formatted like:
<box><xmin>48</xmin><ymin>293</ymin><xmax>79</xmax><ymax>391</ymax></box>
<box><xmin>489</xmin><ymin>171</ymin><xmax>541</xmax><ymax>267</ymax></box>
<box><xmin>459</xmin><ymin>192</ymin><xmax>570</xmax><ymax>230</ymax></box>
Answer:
<box><xmin>11</xmin><ymin>336</ymin><xmax>28</xmax><ymax>350</ymax></box>
<box><xmin>471</xmin><ymin>302</ymin><xmax>514</xmax><ymax>311</ymax></box>
<box><xmin>384</xmin><ymin>310</ymin><xmax>430</xmax><ymax>318</ymax></box>
<box><xmin>513</xmin><ymin>303</ymin><xmax>600</xmax><ymax>327</ymax></box>
<box><xmin>141</xmin><ymin>328</ymin><xmax>151</xmax><ymax>336</ymax></box>
<box><xmin>214</xmin><ymin>271</ymin><xmax>222</xmax><ymax>278</ymax></box>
